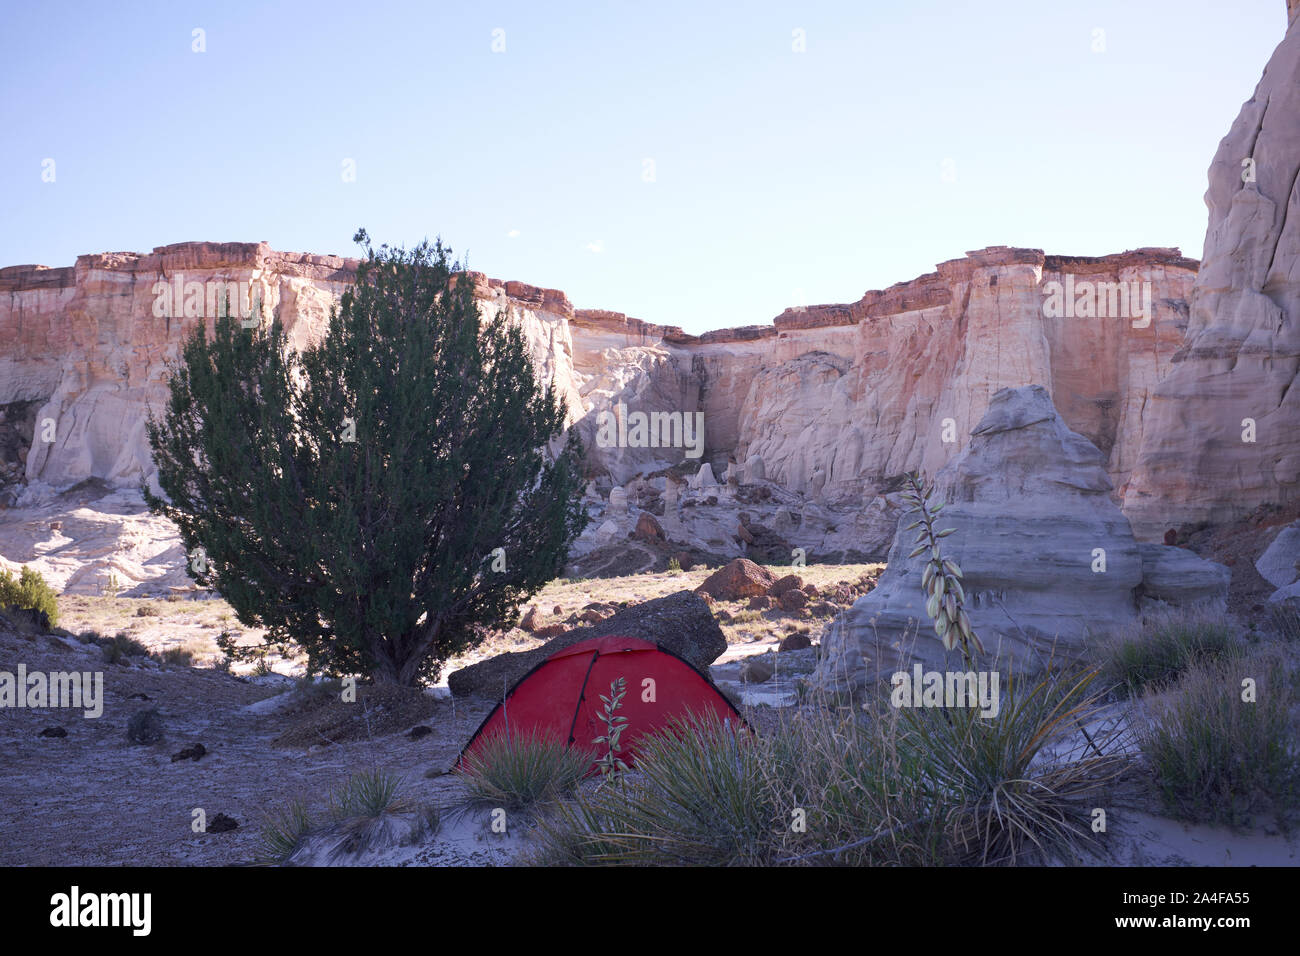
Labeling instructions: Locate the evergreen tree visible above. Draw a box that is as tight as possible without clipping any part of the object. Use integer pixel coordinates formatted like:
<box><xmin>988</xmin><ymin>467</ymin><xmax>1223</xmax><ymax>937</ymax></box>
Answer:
<box><xmin>145</xmin><ymin>230</ymin><xmax>588</xmax><ymax>685</ymax></box>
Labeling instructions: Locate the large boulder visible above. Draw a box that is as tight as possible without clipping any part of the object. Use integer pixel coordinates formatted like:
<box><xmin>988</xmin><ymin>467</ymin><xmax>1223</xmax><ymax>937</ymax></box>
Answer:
<box><xmin>447</xmin><ymin>590</ymin><xmax>726</xmax><ymax>699</ymax></box>
<box><xmin>695</xmin><ymin>558</ymin><xmax>777</xmax><ymax>601</ymax></box>
<box><xmin>1256</xmin><ymin>521</ymin><xmax>1300</xmax><ymax>589</ymax></box>
<box><xmin>813</xmin><ymin>385</ymin><xmax>1145</xmax><ymax>686</ymax></box>
<box><xmin>1138</xmin><ymin>544</ymin><xmax>1230</xmax><ymax>611</ymax></box>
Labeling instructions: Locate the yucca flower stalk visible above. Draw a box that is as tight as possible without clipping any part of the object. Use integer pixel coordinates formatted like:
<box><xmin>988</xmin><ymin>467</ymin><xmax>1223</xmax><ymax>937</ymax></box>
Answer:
<box><xmin>902</xmin><ymin>473</ymin><xmax>984</xmax><ymax>669</ymax></box>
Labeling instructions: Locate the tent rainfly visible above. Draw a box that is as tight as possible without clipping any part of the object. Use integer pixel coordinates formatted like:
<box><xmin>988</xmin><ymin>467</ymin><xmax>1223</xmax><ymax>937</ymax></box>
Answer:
<box><xmin>457</xmin><ymin>634</ymin><xmax>745</xmax><ymax>772</ymax></box>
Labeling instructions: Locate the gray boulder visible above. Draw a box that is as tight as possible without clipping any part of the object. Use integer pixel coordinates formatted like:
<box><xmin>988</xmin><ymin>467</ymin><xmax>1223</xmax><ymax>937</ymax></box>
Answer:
<box><xmin>1256</xmin><ymin>521</ymin><xmax>1300</xmax><ymax>589</ymax></box>
<box><xmin>1138</xmin><ymin>544</ymin><xmax>1230</xmax><ymax>611</ymax></box>
<box><xmin>447</xmin><ymin>590</ymin><xmax>726</xmax><ymax>699</ymax></box>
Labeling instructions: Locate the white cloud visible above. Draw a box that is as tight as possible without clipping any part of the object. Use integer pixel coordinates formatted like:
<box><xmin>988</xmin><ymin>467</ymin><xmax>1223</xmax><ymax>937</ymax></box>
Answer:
<box><xmin>507</xmin><ymin>229</ymin><xmax>520</xmax><ymax>239</ymax></box>
<box><xmin>586</xmin><ymin>239</ymin><xmax>605</xmax><ymax>254</ymax></box>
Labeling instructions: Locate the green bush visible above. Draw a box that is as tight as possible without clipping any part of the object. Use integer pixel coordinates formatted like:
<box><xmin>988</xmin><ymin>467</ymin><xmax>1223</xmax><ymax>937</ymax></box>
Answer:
<box><xmin>455</xmin><ymin>729</ymin><xmax>589</xmax><ymax>813</ymax></box>
<box><xmin>1138</xmin><ymin>651</ymin><xmax>1299</xmax><ymax>827</ymax></box>
<box><xmin>0</xmin><ymin>565</ymin><xmax>60</xmax><ymax>628</ymax></box>
<box><xmin>1102</xmin><ymin>612</ymin><xmax>1236</xmax><ymax>696</ymax></box>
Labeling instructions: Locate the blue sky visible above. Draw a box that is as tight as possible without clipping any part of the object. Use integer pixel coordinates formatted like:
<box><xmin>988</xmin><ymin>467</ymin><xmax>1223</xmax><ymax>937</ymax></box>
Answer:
<box><xmin>0</xmin><ymin>0</ymin><xmax>1286</xmax><ymax>333</ymax></box>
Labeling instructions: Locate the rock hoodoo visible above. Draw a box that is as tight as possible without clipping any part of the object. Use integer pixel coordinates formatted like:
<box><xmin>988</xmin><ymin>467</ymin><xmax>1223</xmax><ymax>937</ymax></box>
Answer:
<box><xmin>810</xmin><ymin>386</ymin><xmax>1230</xmax><ymax>692</ymax></box>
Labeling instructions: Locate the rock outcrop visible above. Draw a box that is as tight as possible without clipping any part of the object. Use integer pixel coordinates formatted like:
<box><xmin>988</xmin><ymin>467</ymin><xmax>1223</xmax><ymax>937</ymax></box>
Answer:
<box><xmin>1</xmin><ymin>241</ymin><xmax>1195</xmax><ymax>512</ymax></box>
<box><xmin>810</xmin><ymin>386</ymin><xmax>1230</xmax><ymax>691</ymax></box>
<box><xmin>1124</xmin><ymin>13</ymin><xmax>1300</xmax><ymax>535</ymax></box>
<box><xmin>446</xmin><ymin>590</ymin><xmax>725</xmax><ymax>698</ymax></box>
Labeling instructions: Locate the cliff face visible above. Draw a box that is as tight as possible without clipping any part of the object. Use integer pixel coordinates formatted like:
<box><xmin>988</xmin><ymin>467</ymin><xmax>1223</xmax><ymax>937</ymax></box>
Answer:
<box><xmin>1</xmin><ymin>241</ymin><xmax>1196</xmax><ymax>517</ymax></box>
<box><xmin>1124</xmin><ymin>11</ymin><xmax>1300</xmax><ymax>535</ymax></box>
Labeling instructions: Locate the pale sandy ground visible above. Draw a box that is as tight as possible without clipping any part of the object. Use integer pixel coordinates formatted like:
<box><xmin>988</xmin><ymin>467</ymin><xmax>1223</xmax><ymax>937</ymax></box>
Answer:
<box><xmin>2</xmin><ymin>563</ymin><xmax>1296</xmax><ymax>867</ymax></box>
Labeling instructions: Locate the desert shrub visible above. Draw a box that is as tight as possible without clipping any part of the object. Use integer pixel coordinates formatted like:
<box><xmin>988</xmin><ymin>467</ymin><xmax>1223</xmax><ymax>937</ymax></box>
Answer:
<box><xmin>727</xmin><ymin>609</ymin><xmax>761</xmax><ymax>625</ymax></box>
<box><xmin>135</xmin><ymin>603</ymin><xmax>158</xmax><ymax>617</ymax></box>
<box><xmin>1101</xmin><ymin>612</ymin><xmax>1236</xmax><ymax>696</ymax></box>
<box><xmin>153</xmin><ymin>645</ymin><xmax>194</xmax><ymax>667</ymax></box>
<box><xmin>1138</xmin><ymin>651</ymin><xmax>1299</xmax><ymax>827</ymax></box>
<box><xmin>666</xmin><ymin>557</ymin><xmax>682</xmax><ymax>574</ymax></box>
<box><xmin>100</xmin><ymin>631</ymin><xmax>150</xmax><ymax>664</ymax></box>
<box><xmin>0</xmin><ymin>565</ymin><xmax>59</xmax><ymax>628</ymax></box>
<box><xmin>455</xmin><ymin>730</ymin><xmax>589</xmax><ymax>813</ymax></box>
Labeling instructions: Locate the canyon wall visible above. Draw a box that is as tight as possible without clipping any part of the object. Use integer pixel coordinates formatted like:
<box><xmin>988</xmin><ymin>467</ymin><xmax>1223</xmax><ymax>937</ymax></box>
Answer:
<box><xmin>1124</xmin><ymin>11</ymin><xmax>1300</xmax><ymax>535</ymax></box>
<box><xmin>2</xmin><ymin>241</ymin><xmax>1196</xmax><ymax>524</ymax></box>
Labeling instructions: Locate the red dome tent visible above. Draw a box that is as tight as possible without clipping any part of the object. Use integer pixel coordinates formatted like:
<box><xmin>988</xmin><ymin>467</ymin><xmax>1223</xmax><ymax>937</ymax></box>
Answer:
<box><xmin>457</xmin><ymin>634</ymin><xmax>745</xmax><ymax>772</ymax></box>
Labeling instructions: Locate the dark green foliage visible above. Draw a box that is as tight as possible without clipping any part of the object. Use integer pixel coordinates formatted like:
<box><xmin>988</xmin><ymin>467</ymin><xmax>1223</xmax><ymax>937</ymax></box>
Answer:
<box><xmin>0</xmin><ymin>565</ymin><xmax>59</xmax><ymax>628</ymax></box>
<box><xmin>145</xmin><ymin>231</ymin><xmax>588</xmax><ymax>686</ymax></box>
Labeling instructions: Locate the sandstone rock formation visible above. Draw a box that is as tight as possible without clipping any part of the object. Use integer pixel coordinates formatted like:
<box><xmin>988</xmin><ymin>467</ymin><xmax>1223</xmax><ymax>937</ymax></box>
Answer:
<box><xmin>810</xmin><ymin>386</ymin><xmax>1230</xmax><ymax>690</ymax></box>
<box><xmin>1</xmin><ymin>241</ymin><xmax>1196</xmax><ymax>511</ymax></box>
<box><xmin>446</xmin><ymin>590</ymin><xmax>725</xmax><ymax>698</ymax></box>
<box><xmin>1124</xmin><ymin>12</ymin><xmax>1300</xmax><ymax>535</ymax></box>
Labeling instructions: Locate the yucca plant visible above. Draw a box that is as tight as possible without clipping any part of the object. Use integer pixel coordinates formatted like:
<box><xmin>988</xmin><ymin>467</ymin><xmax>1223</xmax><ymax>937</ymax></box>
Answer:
<box><xmin>532</xmin><ymin>714</ymin><xmax>772</xmax><ymax>866</ymax></box>
<box><xmin>901</xmin><ymin>473</ymin><xmax>982</xmax><ymax>667</ymax></box>
<box><xmin>902</xmin><ymin>665</ymin><xmax>1128</xmax><ymax>864</ymax></box>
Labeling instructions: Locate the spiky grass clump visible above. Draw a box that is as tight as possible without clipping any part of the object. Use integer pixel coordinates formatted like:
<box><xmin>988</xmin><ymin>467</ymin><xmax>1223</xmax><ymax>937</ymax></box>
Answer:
<box><xmin>329</xmin><ymin>769</ymin><xmax>409</xmax><ymax>819</ymax></box>
<box><xmin>1101</xmin><ymin>612</ymin><xmax>1236</xmax><ymax>696</ymax></box>
<box><xmin>1138</xmin><ymin>651</ymin><xmax>1299</xmax><ymax>827</ymax></box>
<box><xmin>531</xmin><ymin>668</ymin><xmax>1128</xmax><ymax>867</ymax></box>
<box><xmin>258</xmin><ymin>799</ymin><xmax>314</xmax><ymax>864</ymax></box>
<box><xmin>257</xmin><ymin>771</ymin><xmax>439</xmax><ymax>865</ymax></box>
<box><xmin>531</xmin><ymin>715</ymin><xmax>775</xmax><ymax>866</ymax></box>
<box><xmin>454</xmin><ymin>730</ymin><xmax>590</xmax><ymax>813</ymax></box>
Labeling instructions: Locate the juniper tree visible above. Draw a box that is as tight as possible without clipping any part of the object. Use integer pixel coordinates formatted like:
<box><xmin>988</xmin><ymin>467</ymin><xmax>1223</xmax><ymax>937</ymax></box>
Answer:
<box><xmin>145</xmin><ymin>230</ymin><xmax>588</xmax><ymax>686</ymax></box>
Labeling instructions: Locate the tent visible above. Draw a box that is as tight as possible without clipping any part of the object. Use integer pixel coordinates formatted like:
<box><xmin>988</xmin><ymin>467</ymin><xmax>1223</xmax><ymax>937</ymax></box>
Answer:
<box><xmin>457</xmin><ymin>634</ymin><xmax>745</xmax><ymax>772</ymax></box>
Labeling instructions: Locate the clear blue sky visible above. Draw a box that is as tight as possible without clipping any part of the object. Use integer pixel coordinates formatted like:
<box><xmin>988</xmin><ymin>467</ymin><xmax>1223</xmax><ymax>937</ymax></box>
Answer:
<box><xmin>0</xmin><ymin>1</ymin><xmax>1286</xmax><ymax>333</ymax></box>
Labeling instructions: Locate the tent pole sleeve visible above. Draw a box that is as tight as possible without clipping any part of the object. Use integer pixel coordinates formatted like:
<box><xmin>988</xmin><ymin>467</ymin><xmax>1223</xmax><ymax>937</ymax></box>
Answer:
<box><xmin>565</xmin><ymin>650</ymin><xmax>601</xmax><ymax>747</ymax></box>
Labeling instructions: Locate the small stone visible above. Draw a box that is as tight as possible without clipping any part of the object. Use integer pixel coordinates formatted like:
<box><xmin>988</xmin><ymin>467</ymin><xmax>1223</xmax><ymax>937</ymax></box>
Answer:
<box><xmin>739</xmin><ymin>657</ymin><xmax>775</xmax><ymax>683</ymax></box>
<box><xmin>408</xmin><ymin>725</ymin><xmax>433</xmax><ymax>741</ymax></box>
<box><xmin>778</xmin><ymin>589</ymin><xmax>809</xmax><ymax>612</ymax></box>
<box><xmin>170</xmin><ymin>743</ymin><xmax>207</xmax><ymax>762</ymax></box>
<box><xmin>207</xmin><ymin>813</ymin><xmax>239</xmax><ymax>833</ymax></box>
<box><xmin>778</xmin><ymin>633</ymin><xmax>812</xmax><ymax>652</ymax></box>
